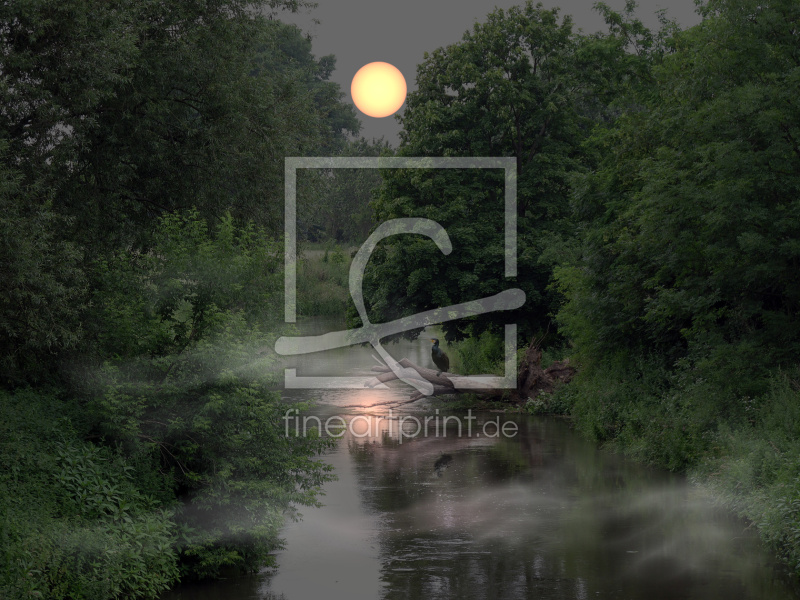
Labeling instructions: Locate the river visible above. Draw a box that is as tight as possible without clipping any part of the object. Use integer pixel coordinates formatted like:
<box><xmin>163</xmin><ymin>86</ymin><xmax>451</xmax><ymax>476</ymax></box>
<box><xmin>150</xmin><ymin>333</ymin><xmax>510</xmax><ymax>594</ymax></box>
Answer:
<box><xmin>163</xmin><ymin>318</ymin><xmax>798</xmax><ymax>599</ymax></box>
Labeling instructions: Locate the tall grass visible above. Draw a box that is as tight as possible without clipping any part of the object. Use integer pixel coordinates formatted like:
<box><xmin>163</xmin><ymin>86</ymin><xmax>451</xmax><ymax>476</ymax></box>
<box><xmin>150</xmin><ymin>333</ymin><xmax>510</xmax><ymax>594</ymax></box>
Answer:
<box><xmin>691</xmin><ymin>370</ymin><xmax>800</xmax><ymax>573</ymax></box>
<box><xmin>556</xmin><ymin>355</ymin><xmax>800</xmax><ymax>575</ymax></box>
<box><xmin>296</xmin><ymin>246</ymin><xmax>352</xmax><ymax>318</ymax></box>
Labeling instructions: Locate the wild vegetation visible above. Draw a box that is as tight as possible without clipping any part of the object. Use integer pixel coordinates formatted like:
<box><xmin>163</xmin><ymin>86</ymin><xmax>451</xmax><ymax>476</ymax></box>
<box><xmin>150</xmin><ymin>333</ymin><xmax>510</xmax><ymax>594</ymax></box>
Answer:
<box><xmin>2</xmin><ymin>0</ymin><xmax>799</xmax><ymax>595</ymax></box>
<box><xmin>0</xmin><ymin>0</ymin><xmax>354</xmax><ymax>597</ymax></box>
<box><xmin>360</xmin><ymin>0</ymin><xmax>800</xmax><ymax>577</ymax></box>
<box><xmin>296</xmin><ymin>244</ymin><xmax>353</xmax><ymax>318</ymax></box>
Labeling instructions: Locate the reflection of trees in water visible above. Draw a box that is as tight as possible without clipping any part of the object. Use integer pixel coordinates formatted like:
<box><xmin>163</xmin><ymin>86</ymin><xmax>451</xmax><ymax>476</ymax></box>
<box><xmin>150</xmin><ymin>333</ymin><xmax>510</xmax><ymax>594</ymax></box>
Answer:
<box><xmin>341</xmin><ymin>416</ymin><xmax>796</xmax><ymax>600</ymax></box>
<box><xmin>342</xmin><ymin>417</ymin><xmax>583</xmax><ymax>599</ymax></box>
<box><xmin>380</xmin><ymin>535</ymin><xmax>585</xmax><ymax>600</ymax></box>
<box><xmin>346</xmin><ymin>415</ymin><xmax>543</xmax><ymax>511</ymax></box>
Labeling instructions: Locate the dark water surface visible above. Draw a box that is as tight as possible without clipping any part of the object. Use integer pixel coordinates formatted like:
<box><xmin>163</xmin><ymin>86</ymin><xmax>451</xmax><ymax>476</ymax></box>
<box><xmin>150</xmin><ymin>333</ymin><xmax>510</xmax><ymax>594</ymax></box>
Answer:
<box><xmin>163</xmin><ymin>319</ymin><xmax>798</xmax><ymax>600</ymax></box>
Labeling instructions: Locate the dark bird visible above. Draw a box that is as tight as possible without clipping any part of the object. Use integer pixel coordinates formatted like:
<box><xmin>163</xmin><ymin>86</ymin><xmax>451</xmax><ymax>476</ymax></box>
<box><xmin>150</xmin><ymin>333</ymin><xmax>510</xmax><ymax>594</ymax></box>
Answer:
<box><xmin>430</xmin><ymin>338</ymin><xmax>450</xmax><ymax>376</ymax></box>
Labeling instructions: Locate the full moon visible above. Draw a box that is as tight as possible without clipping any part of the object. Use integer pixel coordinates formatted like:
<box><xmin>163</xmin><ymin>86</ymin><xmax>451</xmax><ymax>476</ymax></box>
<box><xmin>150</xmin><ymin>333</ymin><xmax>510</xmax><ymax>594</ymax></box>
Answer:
<box><xmin>350</xmin><ymin>62</ymin><xmax>407</xmax><ymax>118</ymax></box>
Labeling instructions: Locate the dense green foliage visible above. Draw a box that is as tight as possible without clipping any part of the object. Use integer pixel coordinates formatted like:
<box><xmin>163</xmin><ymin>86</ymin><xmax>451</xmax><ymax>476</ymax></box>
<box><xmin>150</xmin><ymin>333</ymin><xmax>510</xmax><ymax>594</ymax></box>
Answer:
<box><xmin>0</xmin><ymin>389</ymin><xmax>178</xmax><ymax>599</ymax></box>
<box><xmin>0</xmin><ymin>142</ymin><xmax>86</xmax><ymax>383</ymax></box>
<box><xmin>450</xmin><ymin>331</ymin><xmax>506</xmax><ymax>377</ymax></box>
<box><xmin>0</xmin><ymin>0</ymin><xmax>352</xmax><ymax>597</ymax></box>
<box><xmin>694</xmin><ymin>370</ymin><xmax>800</xmax><ymax>572</ymax></box>
<box><xmin>558</xmin><ymin>0</ymin><xmax>800</xmax><ymax>372</ymax></box>
<box><xmin>556</xmin><ymin>0</ymin><xmax>800</xmax><ymax>459</ymax></box>
<box><xmin>362</xmin><ymin>1</ymin><xmax>661</xmax><ymax>342</ymax></box>
<box><xmin>358</xmin><ymin>0</ymin><xmax>800</xmax><ymax>576</ymax></box>
<box><xmin>1</xmin><ymin>208</ymin><xmax>336</xmax><ymax>598</ymax></box>
<box><xmin>0</xmin><ymin>0</ymin><xmax>358</xmax><ymax>249</ymax></box>
<box><xmin>298</xmin><ymin>137</ymin><xmax>391</xmax><ymax>243</ymax></box>
<box><xmin>83</xmin><ymin>211</ymin><xmax>334</xmax><ymax>579</ymax></box>
<box><xmin>551</xmin><ymin>0</ymin><xmax>800</xmax><ymax>572</ymax></box>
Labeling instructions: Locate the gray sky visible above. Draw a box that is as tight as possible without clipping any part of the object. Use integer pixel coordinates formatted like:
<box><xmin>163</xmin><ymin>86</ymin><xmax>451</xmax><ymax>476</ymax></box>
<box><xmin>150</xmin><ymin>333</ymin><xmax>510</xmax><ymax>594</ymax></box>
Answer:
<box><xmin>284</xmin><ymin>0</ymin><xmax>703</xmax><ymax>145</ymax></box>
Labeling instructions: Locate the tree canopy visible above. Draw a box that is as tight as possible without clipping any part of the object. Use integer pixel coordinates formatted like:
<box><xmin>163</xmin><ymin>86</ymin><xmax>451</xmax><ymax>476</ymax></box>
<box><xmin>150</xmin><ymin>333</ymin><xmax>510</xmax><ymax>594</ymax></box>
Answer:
<box><xmin>0</xmin><ymin>1</ymin><xmax>357</xmax><ymax>594</ymax></box>
<box><xmin>0</xmin><ymin>0</ymin><xmax>360</xmax><ymax>380</ymax></box>
<box><xmin>361</xmin><ymin>1</ymin><xmax>660</xmax><ymax>342</ymax></box>
<box><xmin>557</xmin><ymin>0</ymin><xmax>800</xmax><ymax>379</ymax></box>
<box><xmin>0</xmin><ymin>0</ymin><xmax>358</xmax><ymax>250</ymax></box>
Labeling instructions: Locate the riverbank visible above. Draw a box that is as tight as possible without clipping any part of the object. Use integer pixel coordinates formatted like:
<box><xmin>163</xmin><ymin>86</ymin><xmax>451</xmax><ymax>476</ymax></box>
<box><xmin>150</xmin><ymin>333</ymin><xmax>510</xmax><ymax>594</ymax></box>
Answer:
<box><xmin>0</xmin><ymin>215</ymin><xmax>339</xmax><ymax>600</ymax></box>
<box><xmin>398</xmin><ymin>325</ymin><xmax>800</xmax><ymax>580</ymax></box>
<box><xmin>521</xmin><ymin>358</ymin><xmax>800</xmax><ymax>581</ymax></box>
<box><xmin>297</xmin><ymin>252</ymin><xmax>800</xmax><ymax>581</ymax></box>
<box><xmin>164</xmin><ymin>403</ymin><xmax>800</xmax><ymax>599</ymax></box>
<box><xmin>0</xmin><ymin>380</ymin><xmax>336</xmax><ymax>599</ymax></box>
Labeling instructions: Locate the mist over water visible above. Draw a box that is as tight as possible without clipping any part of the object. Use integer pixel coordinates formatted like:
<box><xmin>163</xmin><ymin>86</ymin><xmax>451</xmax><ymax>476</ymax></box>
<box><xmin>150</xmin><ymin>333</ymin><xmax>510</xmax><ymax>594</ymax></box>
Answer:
<box><xmin>163</xmin><ymin>318</ymin><xmax>798</xmax><ymax>600</ymax></box>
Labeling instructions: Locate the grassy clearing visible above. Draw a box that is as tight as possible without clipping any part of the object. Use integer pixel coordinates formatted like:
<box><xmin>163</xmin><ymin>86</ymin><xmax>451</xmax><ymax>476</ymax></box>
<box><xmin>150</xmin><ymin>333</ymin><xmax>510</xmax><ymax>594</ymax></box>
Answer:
<box><xmin>296</xmin><ymin>245</ymin><xmax>352</xmax><ymax>318</ymax></box>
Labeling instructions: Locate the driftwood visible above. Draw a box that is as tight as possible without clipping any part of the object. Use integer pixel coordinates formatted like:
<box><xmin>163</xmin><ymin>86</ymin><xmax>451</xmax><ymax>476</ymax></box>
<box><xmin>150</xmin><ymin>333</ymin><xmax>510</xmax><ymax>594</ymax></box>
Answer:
<box><xmin>367</xmin><ymin>358</ymin><xmax>497</xmax><ymax>401</ymax></box>
<box><xmin>517</xmin><ymin>342</ymin><xmax>576</xmax><ymax>401</ymax></box>
<box><xmin>365</xmin><ymin>340</ymin><xmax>576</xmax><ymax>404</ymax></box>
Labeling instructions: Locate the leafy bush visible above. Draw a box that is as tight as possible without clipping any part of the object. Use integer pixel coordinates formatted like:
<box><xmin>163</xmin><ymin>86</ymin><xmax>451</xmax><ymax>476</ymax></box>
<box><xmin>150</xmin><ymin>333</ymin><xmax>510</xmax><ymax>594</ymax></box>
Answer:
<box><xmin>0</xmin><ymin>389</ymin><xmax>178</xmax><ymax>600</ymax></box>
<box><xmin>451</xmin><ymin>331</ymin><xmax>505</xmax><ymax>376</ymax></box>
<box><xmin>558</xmin><ymin>353</ymin><xmax>717</xmax><ymax>470</ymax></box>
<box><xmin>82</xmin><ymin>210</ymin><xmax>334</xmax><ymax>579</ymax></box>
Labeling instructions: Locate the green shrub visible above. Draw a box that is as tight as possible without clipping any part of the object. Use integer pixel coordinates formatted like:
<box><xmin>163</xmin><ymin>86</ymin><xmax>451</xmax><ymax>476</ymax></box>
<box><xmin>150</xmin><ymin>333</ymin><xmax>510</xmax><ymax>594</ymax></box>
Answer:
<box><xmin>0</xmin><ymin>389</ymin><xmax>179</xmax><ymax>600</ymax></box>
<box><xmin>559</xmin><ymin>353</ymin><xmax>717</xmax><ymax>470</ymax></box>
<box><xmin>82</xmin><ymin>210</ymin><xmax>334</xmax><ymax>580</ymax></box>
<box><xmin>451</xmin><ymin>331</ymin><xmax>505</xmax><ymax>376</ymax></box>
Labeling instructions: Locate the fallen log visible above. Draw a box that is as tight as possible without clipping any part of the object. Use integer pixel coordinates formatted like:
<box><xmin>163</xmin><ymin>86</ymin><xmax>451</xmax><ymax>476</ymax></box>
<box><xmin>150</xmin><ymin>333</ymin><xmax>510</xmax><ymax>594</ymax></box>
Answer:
<box><xmin>365</xmin><ymin>358</ymin><xmax>502</xmax><ymax>401</ymax></box>
<box><xmin>363</xmin><ymin>342</ymin><xmax>576</xmax><ymax>404</ymax></box>
<box><xmin>365</xmin><ymin>358</ymin><xmax>456</xmax><ymax>389</ymax></box>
